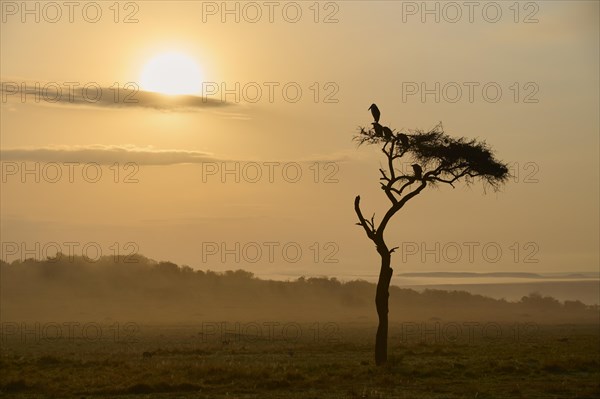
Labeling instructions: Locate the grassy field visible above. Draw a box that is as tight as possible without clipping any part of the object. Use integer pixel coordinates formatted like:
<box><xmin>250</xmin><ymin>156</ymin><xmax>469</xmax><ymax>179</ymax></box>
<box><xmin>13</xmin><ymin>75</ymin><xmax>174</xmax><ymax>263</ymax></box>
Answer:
<box><xmin>1</xmin><ymin>322</ymin><xmax>598</xmax><ymax>399</ymax></box>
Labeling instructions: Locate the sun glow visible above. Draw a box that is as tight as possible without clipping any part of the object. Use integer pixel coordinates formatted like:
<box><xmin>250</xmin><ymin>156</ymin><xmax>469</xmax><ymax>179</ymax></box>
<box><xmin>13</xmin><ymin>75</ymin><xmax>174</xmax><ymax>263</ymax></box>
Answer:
<box><xmin>140</xmin><ymin>52</ymin><xmax>202</xmax><ymax>95</ymax></box>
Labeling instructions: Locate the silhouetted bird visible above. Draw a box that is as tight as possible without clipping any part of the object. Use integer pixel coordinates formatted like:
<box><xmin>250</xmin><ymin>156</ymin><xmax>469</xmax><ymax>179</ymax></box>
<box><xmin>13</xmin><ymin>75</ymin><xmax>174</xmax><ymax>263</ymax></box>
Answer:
<box><xmin>368</xmin><ymin>103</ymin><xmax>380</xmax><ymax>123</ymax></box>
<box><xmin>412</xmin><ymin>164</ymin><xmax>423</xmax><ymax>179</ymax></box>
<box><xmin>397</xmin><ymin>133</ymin><xmax>409</xmax><ymax>148</ymax></box>
<box><xmin>372</xmin><ymin>122</ymin><xmax>384</xmax><ymax>138</ymax></box>
<box><xmin>382</xmin><ymin>126</ymin><xmax>394</xmax><ymax>140</ymax></box>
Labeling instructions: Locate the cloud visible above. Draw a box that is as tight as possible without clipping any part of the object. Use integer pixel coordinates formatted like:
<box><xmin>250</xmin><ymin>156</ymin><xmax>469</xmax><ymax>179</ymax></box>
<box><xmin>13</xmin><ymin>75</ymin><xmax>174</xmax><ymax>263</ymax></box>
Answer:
<box><xmin>0</xmin><ymin>145</ymin><xmax>218</xmax><ymax>165</ymax></box>
<box><xmin>0</xmin><ymin>144</ymin><xmax>360</xmax><ymax>166</ymax></box>
<box><xmin>0</xmin><ymin>80</ymin><xmax>229</xmax><ymax>111</ymax></box>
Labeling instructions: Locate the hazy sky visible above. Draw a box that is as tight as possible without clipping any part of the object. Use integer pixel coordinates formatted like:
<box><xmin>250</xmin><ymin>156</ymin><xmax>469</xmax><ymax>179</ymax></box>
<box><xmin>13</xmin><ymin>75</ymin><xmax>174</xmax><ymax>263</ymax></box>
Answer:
<box><xmin>1</xmin><ymin>1</ymin><xmax>598</xmax><ymax>281</ymax></box>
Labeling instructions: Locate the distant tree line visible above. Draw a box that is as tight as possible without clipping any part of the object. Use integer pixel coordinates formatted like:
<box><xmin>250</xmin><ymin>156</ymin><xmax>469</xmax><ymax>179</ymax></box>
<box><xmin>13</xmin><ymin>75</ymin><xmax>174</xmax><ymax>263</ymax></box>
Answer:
<box><xmin>0</xmin><ymin>255</ymin><xmax>597</xmax><ymax>323</ymax></box>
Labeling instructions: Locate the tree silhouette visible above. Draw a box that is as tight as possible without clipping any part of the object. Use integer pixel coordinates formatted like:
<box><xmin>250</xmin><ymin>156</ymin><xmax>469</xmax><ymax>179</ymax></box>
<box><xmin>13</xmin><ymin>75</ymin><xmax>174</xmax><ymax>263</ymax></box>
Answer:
<box><xmin>353</xmin><ymin>105</ymin><xmax>510</xmax><ymax>366</ymax></box>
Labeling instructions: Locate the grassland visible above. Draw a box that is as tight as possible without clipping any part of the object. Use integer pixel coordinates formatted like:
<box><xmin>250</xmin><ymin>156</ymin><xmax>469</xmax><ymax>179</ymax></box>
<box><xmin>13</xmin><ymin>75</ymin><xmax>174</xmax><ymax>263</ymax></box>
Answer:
<box><xmin>1</xmin><ymin>322</ymin><xmax>598</xmax><ymax>399</ymax></box>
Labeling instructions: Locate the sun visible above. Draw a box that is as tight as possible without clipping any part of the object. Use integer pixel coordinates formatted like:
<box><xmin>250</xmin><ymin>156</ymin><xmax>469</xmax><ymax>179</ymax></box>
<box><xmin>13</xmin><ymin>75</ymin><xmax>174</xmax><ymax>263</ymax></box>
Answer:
<box><xmin>140</xmin><ymin>52</ymin><xmax>202</xmax><ymax>95</ymax></box>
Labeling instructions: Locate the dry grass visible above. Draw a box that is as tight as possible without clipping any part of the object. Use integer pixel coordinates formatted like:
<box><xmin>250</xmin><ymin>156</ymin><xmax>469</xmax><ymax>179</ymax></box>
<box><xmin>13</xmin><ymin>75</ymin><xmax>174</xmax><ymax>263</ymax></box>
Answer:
<box><xmin>1</xmin><ymin>323</ymin><xmax>598</xmax><ymax>398</ymax></box>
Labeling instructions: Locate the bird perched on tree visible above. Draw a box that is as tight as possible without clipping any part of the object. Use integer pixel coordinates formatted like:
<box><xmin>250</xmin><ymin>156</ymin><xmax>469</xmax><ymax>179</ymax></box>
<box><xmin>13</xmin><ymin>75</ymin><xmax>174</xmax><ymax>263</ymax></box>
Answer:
<box><xmin>372</xmin><ymin>122</ymin><xmax>384</xmax><ymax>138</ymax></box>
<box><xmin>368</xmin><ymin>104</ymin><xmax>380</xmax><ymax>123</ymax></box>
<box><xmin>382</xmin><ymin>126</ymin><xmax>394</xmax><ymax>141</ymax></box>
<box><xmin>412</xmin><ymin>164</ymin><xmax>423</xmax><ymax>179</ymax></box>
<box><xmin>397</xmin><ymin>133</ymin><xmax>409</xmax><ymax>148</ymax></box>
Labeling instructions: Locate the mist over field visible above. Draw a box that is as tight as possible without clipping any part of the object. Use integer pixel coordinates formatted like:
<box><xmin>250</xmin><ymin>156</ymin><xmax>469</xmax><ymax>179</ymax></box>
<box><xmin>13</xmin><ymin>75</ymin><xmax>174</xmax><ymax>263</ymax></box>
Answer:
<box><xmin>2</xmin><ymin>255</ymin><xmax>597</xmax><ymax>324</ymax></box>
<box><xmin>2</xmin><ymin>256</ymin><xmax>599</xmax><ymax>398</ymax></box>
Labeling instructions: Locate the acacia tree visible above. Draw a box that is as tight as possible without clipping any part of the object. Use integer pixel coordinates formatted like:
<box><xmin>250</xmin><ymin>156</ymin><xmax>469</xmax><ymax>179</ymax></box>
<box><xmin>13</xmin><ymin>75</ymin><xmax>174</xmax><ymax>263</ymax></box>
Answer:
<box><xmin>354</xmin><ymin>106</ymin><xmax>509</xmax><ymax>366</ymax></box>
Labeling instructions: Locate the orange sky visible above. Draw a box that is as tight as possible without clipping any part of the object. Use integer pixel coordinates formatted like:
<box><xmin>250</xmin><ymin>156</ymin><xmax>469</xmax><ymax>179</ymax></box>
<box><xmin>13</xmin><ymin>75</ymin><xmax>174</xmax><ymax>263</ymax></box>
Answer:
<box><xmin>1</xmin><ymin>1</ymin><xmax>598</xmax><ymax>280</ymax></box>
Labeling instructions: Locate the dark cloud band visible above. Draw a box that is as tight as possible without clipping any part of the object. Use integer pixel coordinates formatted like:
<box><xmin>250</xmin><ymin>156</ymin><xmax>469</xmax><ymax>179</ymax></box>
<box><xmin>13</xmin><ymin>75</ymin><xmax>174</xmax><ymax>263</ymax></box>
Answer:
<box><xmin>1</xmin><ymin>81</ymin><xmax>229</xmax><ymax>111</ymax></box>
<box><xmin>0</xmin><ymin>145</ymin><xmax>217</xmax><ymax>165</ymax></box>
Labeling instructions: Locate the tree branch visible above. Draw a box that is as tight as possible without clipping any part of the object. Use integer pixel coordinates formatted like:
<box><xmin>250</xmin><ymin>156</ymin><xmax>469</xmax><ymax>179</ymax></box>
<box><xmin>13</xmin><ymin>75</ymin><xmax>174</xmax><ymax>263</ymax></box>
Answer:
<box><xmin>375</xmin><ymin>180</ymin><xmax>427</xmax><ymax>243</ymax></box>
<box><xmin>354</xmin><ymin>195</ymin><xmax>376</xmax><ymax>241</ymax></box>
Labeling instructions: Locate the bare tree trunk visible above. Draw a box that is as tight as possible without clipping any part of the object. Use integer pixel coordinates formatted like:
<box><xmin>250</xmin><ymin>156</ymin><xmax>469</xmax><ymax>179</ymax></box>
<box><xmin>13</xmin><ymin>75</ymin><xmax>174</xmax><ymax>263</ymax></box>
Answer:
<box><xmin>375</xmin><ymin>248</ymin><xmax>392</xmax><ymax>365</ymax></box>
